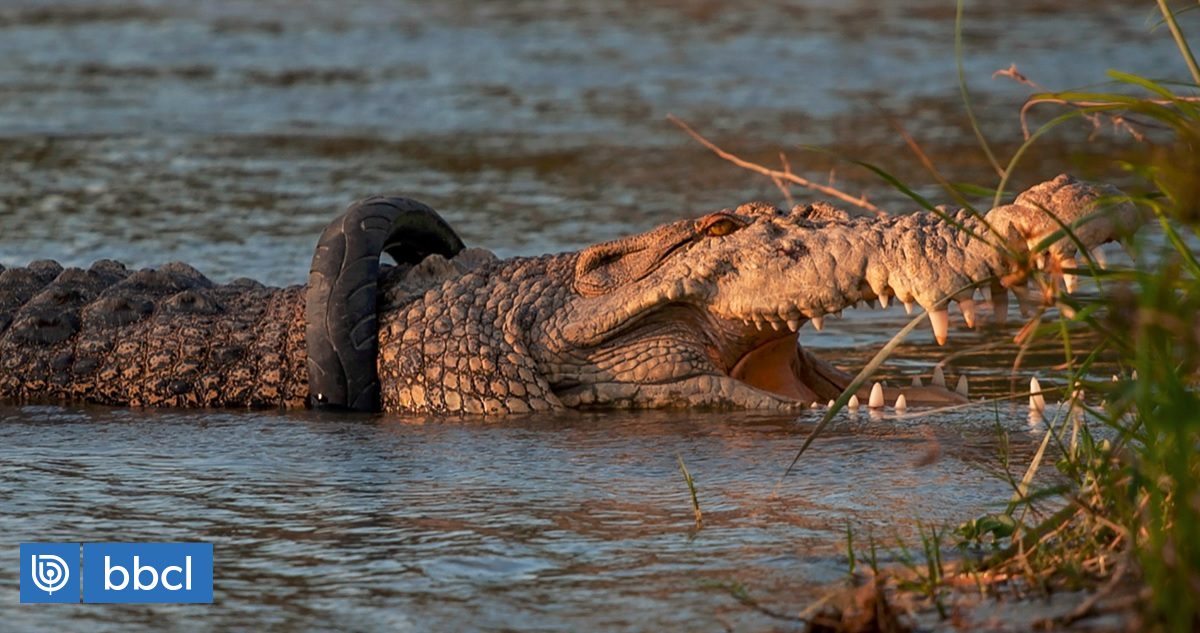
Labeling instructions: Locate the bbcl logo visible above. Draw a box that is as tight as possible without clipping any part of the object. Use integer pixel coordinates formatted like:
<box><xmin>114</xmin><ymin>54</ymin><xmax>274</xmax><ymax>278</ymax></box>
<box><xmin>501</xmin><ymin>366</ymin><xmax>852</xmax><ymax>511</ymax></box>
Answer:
<box><xmin>20</xmin><ymin>543</ymin><xmax>213</xmax><ymax>604</ymax></box>
<box><xmin>102</xmin><ymin>553</ymin><xmax>197</xmax><ymax>593</ymax></box>
<box><xmin>83</xmin><ymin>543</ymin><xmax>213</xmax><ymax>603</ymax></box>
<box><xmin>20</xmin><ymin>544</ymin><xmax>80</xmax><ymax>603</ymax></box>
<box><xmin>32</xmin><ymin>554</ymin><xmax>72</xmax><ymax>594</ymax></box>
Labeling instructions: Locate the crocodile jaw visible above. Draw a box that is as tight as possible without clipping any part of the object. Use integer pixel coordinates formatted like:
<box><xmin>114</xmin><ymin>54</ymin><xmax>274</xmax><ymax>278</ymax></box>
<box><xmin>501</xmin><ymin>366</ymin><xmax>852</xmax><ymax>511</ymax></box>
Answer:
<box><xmin>727</xmin><ymin>328</ymin><xmax>967</xmax><ymax>408</ymax></box>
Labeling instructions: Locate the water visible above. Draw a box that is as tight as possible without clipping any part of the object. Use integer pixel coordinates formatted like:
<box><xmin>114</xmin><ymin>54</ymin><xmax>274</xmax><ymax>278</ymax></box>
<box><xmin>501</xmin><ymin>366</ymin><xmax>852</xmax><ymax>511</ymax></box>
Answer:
<box><xmin>1</xmin><ymin>405</ymin><xmax>1051</xmax><ymax>631</ymax></box>
<box><xmin>0</xmin><ymin>0</ymin><xmax>1182</xmax><ymax>630</ymax></box>
<box><xmin>0</xmin><ymin>0</ymin><xmax>1182</xmax><ymax>282</ymax></box>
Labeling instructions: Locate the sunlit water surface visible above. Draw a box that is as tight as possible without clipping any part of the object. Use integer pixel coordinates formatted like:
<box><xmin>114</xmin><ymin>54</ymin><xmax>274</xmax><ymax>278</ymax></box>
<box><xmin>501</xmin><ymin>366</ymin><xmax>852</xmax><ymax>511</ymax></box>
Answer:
<box><xmin>2</xmin><ymin>403</ymin><xmax>1059</xmax><ymax>631</ymax></box>
<box><xmin>0</xmin><ymin>0</ymin><xmax>1183</xmax><ymax>630</ymax></box>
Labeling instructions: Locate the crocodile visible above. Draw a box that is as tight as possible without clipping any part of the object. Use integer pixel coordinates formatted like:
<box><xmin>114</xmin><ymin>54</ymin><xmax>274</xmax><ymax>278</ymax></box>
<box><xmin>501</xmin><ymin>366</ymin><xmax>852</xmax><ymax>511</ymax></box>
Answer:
<box><xmin>0</xmin><ymin>175</ymin><xmax>1140</xmax><ymax>414</ymax></box>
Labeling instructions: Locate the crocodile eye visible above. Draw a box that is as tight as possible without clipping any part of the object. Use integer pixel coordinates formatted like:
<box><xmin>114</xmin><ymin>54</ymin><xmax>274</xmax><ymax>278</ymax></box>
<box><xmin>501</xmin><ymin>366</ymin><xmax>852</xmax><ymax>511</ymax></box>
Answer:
<box><xmin>698</xmin><ymin>214</ymin><xmax>745</xmax><ymax>238</ymax></box>
<box><xmin>705</xmin><ymin>219</ymin><xmax>738</xmax><ymax>236</ymax></box>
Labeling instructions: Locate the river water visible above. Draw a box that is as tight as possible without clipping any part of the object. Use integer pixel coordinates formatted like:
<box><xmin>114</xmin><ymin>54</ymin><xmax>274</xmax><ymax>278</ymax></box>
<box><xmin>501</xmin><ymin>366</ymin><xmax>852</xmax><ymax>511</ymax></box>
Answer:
<box><xmin>0</xmin><ymin>0</ymin><xmax>1184</xmax><ymax>630</ymax></box>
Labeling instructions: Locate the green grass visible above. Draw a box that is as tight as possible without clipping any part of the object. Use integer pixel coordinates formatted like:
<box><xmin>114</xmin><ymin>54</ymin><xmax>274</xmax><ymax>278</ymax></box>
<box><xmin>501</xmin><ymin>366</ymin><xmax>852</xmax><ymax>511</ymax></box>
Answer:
<box><xmin>677</xmin><ymin>453</ymin><xmax>703</xmax><ymax>529</ymax></box>
<box><xmin>800</xmin><ymin>1</ymin><xmax>1200</xmax><ymax>630</ymax></box>
<box><xmin>965</xmin><ymin>3</ymin><xmax>1198</xmax><ymax>629</ymax></box>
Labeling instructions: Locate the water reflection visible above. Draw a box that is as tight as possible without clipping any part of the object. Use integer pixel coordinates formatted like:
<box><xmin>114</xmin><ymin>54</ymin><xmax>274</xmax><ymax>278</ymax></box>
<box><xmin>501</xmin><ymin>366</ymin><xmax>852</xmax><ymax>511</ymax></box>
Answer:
<box><xmin>0</xmin><ymin>1</ymin><xmax>1177</xmax><ymax>284</ymax></box>
<box><xmin>0</xmin><ymin>403</ymin><xmax>1059</xmax><ymax>630</ymax></box>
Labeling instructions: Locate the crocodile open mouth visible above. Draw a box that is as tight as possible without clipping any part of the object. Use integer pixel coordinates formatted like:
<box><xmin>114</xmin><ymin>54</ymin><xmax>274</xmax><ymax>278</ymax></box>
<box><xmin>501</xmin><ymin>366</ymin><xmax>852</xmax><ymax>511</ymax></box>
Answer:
<box><xmin>727</xmin><ymin>328</ymin><xmax>967</xmax><ymax>408</ymax></box>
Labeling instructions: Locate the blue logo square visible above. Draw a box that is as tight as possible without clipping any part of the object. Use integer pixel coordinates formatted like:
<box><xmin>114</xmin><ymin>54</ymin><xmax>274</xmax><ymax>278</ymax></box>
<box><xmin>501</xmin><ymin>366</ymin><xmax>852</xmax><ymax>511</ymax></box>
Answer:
<box><xmin>20</xmin><ymin>543</ymin><xmax>81</xmax><ymax>603</ymax></box>
<box><xmin>82</xmin><ymin>543</ymin><xmax>213</xmax><ymax>604</ymax></box>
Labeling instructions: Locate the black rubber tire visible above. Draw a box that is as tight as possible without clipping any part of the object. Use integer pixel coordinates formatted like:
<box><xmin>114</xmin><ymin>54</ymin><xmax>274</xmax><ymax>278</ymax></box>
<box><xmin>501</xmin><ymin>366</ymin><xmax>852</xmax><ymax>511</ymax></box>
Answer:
<box><xmin>305</xmin><ymin>197</ymin><xmax>464</xmax><ymax>411</ymax></box>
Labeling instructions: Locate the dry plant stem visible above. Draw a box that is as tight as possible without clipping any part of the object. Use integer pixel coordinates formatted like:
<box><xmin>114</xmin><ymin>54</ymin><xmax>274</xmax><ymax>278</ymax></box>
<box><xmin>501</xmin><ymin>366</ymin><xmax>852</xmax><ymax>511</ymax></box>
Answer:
<box><xmin>1033</xmin><ymin>561</ymin><xmax>1131</xmax><ymax>628</ymax></box>
<box><xmin>728</xmin><ymin>585</ymin><xmax>808</xmax><ymax>623</ymax></box>
<box><xmin>887</xmin><ymin>117</ymin><xmax>975</xmax><ymax>214</ymax></box>
<box><xmin>775</xmin><ymin>151</ymin><xmax>796</xmax><ymax>207</ymax></box>
<box><xmin>1018</xmin><ymin>96</ymin><xmax>1191</xmax><ymax>140</ymax></box>
<box><xmin>984</xmin><ymin>504</ymin><xmax>1081</xmax><ymax>569</ymax></box>
<box><xmin>667</xmin><ymin>115</ymin><xmax>889</xmax><ymax>218</ymax></box>
<box><xmin>1072</xmin><ymin>496</ymin><xmax>1132</xmax><ymax>541</ymax></box>
<box><xmin>994</xmin><ymin>62</ymin><xmax>1195</xmax><ymax>139</ymax></box>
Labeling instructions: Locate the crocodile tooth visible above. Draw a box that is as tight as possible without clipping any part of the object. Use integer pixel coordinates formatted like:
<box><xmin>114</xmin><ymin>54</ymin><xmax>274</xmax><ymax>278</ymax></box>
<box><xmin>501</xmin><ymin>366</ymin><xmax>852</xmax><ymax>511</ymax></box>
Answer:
<box><xmin>932</xmin><ymin>366</ymin><xmax>945</xmax><ymax>388</ymax></box>
<box><xmin>1030</xmin><ymin>376</ymin><xmax>1046</xmax><ymax>412</ymax></box>
<box><xmin>667</xmin><ymin>283</ymin><xmax>684</xmax><ymax>301</ymax></box>
<box><xmin>911</xmin><ymin>375</ymin><xmax>923</xmax><ymax>388</ymax></box>
<box><xmin>827</xmin><ymin>399</ymin><xmax>835</xmax><ymax>409</ymax></box>
<box><xmin>1090</xmin><ymin>246</ymin><xmax>1107</xmax><ymax>270</ymax></box>
<box><xmin>1012</xmin><ymin>284</ymin><xmax>1033</xmax><ymax>317</ymax></box>
<box><xmin>955</xmin><ymin>375</ymin><xmax>969</xmax><ymax>398</ymax></box>
<box><xmin>1132</xmin><ymin>370</ymin><xmax>1138</xmax><ymax>380</ymax></box>
<box><xmin>811</xmin><ymin>401</ymin><xmax>821</xmax><ymax>409</ymax></box>
<box><xmin>869</xmin><ymin>382</ymin><xmax>885</xmax><ymax>408</ymax></box>
<box><xmin>879</xmin><ymin>294</ymin><xmax>890</xmax><ymax>309</ymax></box>
<box><xmin>754</xmin><ymin>319</ymin><xmax>764</xmax><ymax>331</ymax></box>
<box><xmin>928</xmin><ymin>308</ymin><xmax>950</xmax><ymax>345</ymax></box>
<box><xmin>1062</xmin><ymin>257</ymin><xmax>1079</xmax><ymax>293</ymax></box>
<box><xmin>959</xmin><ymin>299</ymin><xmax>977</xmax><ymax>329</ymax></box>
<box><xmin>787</xmin><ymin>318</ymin><xmax>800</xmax><ymax>332</ymax></box>
<box><xmin>1111</xmin><ymin>374</ymin><xmax>1119</xmax><ymax>382</ymax></box>
<box><xmin>848</xmin><ymin>394</ymin><xmax>860</xmax><ymax>409</ymax></box>
<box><xmin>894</xmin><ymin>394</ymin><xmax>907</xmax><ymax>411</ymax></box>
<box><xmin>904</xmin><ymin>301</ymin><xmax>914</xmax><ymax>315</ymax></box>
<box><xmin>811</xmin><ymin>316</ymin><xmax>825</xmax><ymax>331</ymax></box>
<box><xmin>991</xmin><ymin>283</ymin><xmax>1009</xmax><ymax>325</ymax></box>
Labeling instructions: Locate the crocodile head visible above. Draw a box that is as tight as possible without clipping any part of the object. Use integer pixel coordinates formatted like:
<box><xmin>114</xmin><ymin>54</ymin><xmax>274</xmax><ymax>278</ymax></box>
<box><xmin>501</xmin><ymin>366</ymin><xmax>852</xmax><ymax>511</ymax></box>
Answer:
<box><xmin>535</xmin><ymin>175</ymin><xmax>1141</xmax><ymax>410</ymax></box>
